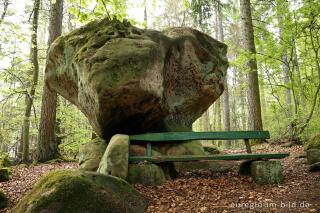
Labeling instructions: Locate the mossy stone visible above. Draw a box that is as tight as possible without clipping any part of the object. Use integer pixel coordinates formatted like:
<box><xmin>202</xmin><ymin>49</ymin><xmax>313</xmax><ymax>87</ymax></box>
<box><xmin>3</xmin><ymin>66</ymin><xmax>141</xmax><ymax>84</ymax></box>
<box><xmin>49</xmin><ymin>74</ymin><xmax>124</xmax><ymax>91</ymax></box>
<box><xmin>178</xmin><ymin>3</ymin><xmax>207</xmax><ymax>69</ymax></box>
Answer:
<box><xmin>304</xmin><ymin>134</ymin><xmax>320</xmax><ymax>151</ymax></box>
<box><xmin>127</xmin><ymin>164</ymin><xmax>166</xmax><ymax>186</ymax></box>
<box><xmin>11</xmin><ymin>169</ymin><xmax>148</xmax><ymax>213</ymax></box>
<box><xmin>78</xmin><ymin>137</ymin><xmax>107</xmax><ymax>171</ymax></box>
<box><xmin>0</xmin><ymin>155</ymin><xmax>12</xmax><ymax>168</ymax></box>
<box><xmin>0</xmin><ymin>168</ymin><xmax>9</xmax><ymax>182</ymax></box>
<box><xmin>306</xmin><ymin>149</ymin><xmax>320</xmax><ymax>165</ymax></box>
<box><xmin>19</xmin><ymin>164</ymin><xmax>28</xmax><ymax>169</ymax></box>
<box><xmin>45</xmin><ymin>17</ymin><xmax>228</xmax><ymax>140</ymax></box>
<box><xmin>251</xmin><ymin>160</ymin><xmax>283</xmax><ymax>185</ymax></box>
<box><xmin>0</xmin><ymin>190</ymin><xmax>8</xmax><ymax>209</ymax></box>
<box><xmin>309</xmin><ymin>162</ymin><xmax>320</xmax><ymax>172</ymax></box>
<box><xmin>98</xmin><ymin>134</ymin><xmax>129</xmax><ymax>179</ymax></box>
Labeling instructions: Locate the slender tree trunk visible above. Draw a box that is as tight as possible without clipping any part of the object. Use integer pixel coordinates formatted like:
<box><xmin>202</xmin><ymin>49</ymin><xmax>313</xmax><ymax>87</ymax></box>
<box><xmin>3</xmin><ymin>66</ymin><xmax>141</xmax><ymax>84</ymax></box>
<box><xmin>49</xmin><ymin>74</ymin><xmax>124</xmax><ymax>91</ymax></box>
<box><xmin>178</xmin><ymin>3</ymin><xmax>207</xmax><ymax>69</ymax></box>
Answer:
<box><xmin>22</xmin><ymin>0</ymin><xmax>41</xmax><ymax>163</ymax></box>
<box><xmin>144</xmin><ymin>0</ymin><xmax>147</xmax><ymax>29</ymax></box>
<box><xmin>0</xmin><ymin>0</ymin><xmax>9</xmax><ymax>25</ymax></box>
<box><xmin>293</xmin><ymin>46</ymin><xmax>305</xmax><ymax>108</ymax></box>
<box><xmin>37</xmin><ymin>0</ymin><xmax>63</xmax><ymax>162</ymax></box>
<box><xmin>278</xmin><ymin>16</ymin><xmax>292</xmax><ymax>116</ymax></box>
<box><xmin>240</xmin><ymin>0</ymin><xmax>263</xmax><ymax>133</ymax></box>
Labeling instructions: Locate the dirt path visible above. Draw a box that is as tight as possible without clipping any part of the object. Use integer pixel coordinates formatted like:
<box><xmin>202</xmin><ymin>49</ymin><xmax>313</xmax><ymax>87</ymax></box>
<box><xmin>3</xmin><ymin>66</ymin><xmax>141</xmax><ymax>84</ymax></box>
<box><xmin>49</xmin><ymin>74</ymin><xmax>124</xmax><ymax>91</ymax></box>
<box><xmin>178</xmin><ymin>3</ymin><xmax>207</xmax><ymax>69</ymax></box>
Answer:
<box><xmin>0</xmin><ymin>145</ymin><xmax>319</xmax><ymax>213</ymax></box>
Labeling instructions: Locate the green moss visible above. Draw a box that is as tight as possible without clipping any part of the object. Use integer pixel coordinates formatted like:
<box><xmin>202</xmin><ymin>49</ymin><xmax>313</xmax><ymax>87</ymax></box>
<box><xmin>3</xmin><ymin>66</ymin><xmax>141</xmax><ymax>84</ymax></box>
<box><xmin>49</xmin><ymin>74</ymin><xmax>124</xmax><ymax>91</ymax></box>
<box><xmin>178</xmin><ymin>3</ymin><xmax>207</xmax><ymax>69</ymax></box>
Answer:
<box><xmin>0</xmin><ymin>154</ymin><xmax>12</xmax><ymax>168</ymax></box>
<box><xmin>127</xmin><ymin>164</ymin><xmax>166</xmax><ymax>186</ymax></box>
<box><xmin>0</xmin><ymin>168</ymin><xmax>9</xmax><ymax>182</ymax></box>
<box><xmin>251</xmin><ymin>160</ymin><xmax>283</xmax><ymax>185</ymax></box>
<box><xmin>19</xmin><ymin>164</ymin><xmax>28</xmax><ymax>169</ymax></box>
<box><xmin>0</xmin><ymin>190</ymin><xmax>8</xmax><ymax>209</ymax></box>
<box><xmin>12</xmin><ymin>170</ymin><xmax>148</xmax><ymax>213</ymax></box>
<box><xmin>304</xmin><ymin>134</ymin><xmax>320</xmax><ymax>151</ymax></box>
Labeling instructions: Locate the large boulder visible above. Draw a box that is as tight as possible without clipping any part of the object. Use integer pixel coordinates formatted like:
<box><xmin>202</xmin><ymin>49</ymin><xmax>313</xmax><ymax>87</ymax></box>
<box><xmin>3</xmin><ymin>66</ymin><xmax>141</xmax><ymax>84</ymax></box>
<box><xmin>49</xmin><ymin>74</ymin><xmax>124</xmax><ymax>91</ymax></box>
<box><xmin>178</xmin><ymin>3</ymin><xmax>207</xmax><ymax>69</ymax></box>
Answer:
<box><xmin>78</xmin><ymin>137</ymin><xmax>107</xmax><ymax>171</ymax></box>
<box><xmin>11</xmin><ymin>170</ymin><xmax>148</xmax><ymax>213</ymax></box>
<box><xmin>45</xmin><ymin>18</ymin><xmax>228</xmax><ymax>140</ymax></box>
<box><xmin>98</xmin><ymin>134</ymin><xmax>129</xmax><ymax>179</ymax></box>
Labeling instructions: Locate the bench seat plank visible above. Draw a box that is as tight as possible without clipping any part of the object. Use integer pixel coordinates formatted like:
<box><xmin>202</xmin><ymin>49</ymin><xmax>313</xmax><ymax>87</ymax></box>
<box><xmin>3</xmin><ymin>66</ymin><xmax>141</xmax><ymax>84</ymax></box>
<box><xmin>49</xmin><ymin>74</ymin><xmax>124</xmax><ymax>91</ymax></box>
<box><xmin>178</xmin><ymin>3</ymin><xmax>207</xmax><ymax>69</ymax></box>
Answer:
<box><xmin>129</xmin><ymin>131</ymin><xmax>270</xmax><ymax>142</ymax></box>
<box><xmin>129</xmin><ymin>153</ymin><xmax>289</xmax><ymax>163</ymax></box>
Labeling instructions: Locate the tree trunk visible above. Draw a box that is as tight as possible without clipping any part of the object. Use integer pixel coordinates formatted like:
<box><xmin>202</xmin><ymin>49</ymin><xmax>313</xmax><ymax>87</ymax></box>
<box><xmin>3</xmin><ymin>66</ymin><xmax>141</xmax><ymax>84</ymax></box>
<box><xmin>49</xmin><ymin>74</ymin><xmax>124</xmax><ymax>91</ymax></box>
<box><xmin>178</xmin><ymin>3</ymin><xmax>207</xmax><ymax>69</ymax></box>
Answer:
<box><xmin>0</xmin><ymin>0</ymin><xmax>9</xmax><ymax>25</ymax></box>
<box><xmin>22</xmin><ymin>0</ymin><xmax>41</xmax><ymax>163</ymax></box>
<box><xmin>239</xmin><ymin>0</ymin><xmax>263</xmax><ymax>132</ymax></box>
<box><xmin>37</xmin><ymin>0</ymin><xmax>63</xmax><ymax>162</ymax></box>
<box><xmin>144</xmin><ymin>0</ymin><xmax>147</xmax><ymax>29</ymax></box>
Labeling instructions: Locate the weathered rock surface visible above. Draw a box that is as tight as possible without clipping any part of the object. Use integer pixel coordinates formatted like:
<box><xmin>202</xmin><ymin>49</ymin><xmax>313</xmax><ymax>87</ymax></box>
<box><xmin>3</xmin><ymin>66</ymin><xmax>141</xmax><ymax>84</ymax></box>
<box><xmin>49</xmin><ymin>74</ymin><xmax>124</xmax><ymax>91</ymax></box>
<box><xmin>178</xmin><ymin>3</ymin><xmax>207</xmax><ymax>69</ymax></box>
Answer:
<box><xmin>98</xmin><ymin>134</ymin><xmax>129</xmax><ymax>179</ymax></box>
<box><xmin>78</xmin><ymin>137</ymin><xmax>107</xmax><ymax>171</ymax></box>
<box><xmin>306</xmin><ymin>149</ymin><xmax>320</xmax><ymax>165</ymax></box>
<box><xmin>304</xmin><ymin>134</ymin><xmax>320</xmax><ymax>151</ymax></box>
<box><xmin>127</xmin><ymin>164</ymin><xmax>166</xmax><ymax>186</ymax></box>
<box><xmin>309</xmin><ymin>162</ymin><xmax>320</xmax><ymax>172</ymax></box>
<box><xmin>251</xmin><ymin>160</ymin><xmax>283</xmax><ymax>185</ymax></box>
<box><xmin>11</xmin><ymin>170</ymin><xmax>148</xmax><ymax>213</ymax></box>
<box><xmin>45</xmin><ymin>18</ymin><xmax>228</xmax><ymax>140</ymax></box>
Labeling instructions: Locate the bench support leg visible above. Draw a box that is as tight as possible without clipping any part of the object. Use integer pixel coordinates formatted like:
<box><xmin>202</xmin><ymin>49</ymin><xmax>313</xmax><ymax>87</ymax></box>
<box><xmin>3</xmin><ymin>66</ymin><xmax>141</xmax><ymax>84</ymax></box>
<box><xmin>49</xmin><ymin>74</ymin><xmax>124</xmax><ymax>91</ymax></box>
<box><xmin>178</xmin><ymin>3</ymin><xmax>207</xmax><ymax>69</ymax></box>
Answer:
<box><xmin>244</xmin><ymin>139</ymin><xmax>252</xmax><ymax>153</ymax></box>
<box><xmin>146</xmin><ymin>142</ymin><xmax>152</xmax><ymax>157</ymax></box>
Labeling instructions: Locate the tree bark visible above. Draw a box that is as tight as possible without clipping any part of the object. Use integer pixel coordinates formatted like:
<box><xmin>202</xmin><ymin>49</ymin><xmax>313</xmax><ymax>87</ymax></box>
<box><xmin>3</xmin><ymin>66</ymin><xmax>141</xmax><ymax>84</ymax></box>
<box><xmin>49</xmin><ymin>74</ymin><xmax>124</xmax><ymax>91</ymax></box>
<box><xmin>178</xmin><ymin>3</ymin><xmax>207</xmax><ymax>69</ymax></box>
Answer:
<box><xmin>239</xmin><ymin>0</ymin><xmax>263</xmax><ymax>132</ymax></box>
<box><xmin>22</xmin><ymin>0</ymin><xmax>41</xmax><ymax>163</ymax></box>
<box><xmin>37</xmin><ymin>0</ymin><xmax>63</xmax><ymax>162</ymax></box>
<box><xmin>0</xmin><ymin>0</ymin><xmax>9</xmax><ymax>25</ymax></box>
<box><xmin>217</xmin><ymin>0</ymin><xmax>231</xmax><ymax>136</ymax></box>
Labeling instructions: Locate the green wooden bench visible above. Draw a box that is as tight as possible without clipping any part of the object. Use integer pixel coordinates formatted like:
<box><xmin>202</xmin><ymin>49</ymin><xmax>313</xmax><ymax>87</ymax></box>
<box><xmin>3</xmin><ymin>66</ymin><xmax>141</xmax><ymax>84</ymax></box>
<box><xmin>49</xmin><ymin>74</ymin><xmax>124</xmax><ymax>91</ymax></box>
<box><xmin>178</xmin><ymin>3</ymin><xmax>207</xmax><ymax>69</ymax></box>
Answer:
<box><xmin>128</xmin><ymin>131</ymin><xmax>290</xmax><ymax>163</ymax></box>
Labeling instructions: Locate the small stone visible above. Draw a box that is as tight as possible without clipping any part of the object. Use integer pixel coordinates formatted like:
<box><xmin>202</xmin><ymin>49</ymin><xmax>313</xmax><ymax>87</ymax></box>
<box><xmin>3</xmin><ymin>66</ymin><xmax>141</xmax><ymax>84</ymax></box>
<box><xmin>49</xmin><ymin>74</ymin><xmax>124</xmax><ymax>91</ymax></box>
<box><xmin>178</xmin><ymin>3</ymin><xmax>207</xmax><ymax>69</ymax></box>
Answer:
<box><xmin>98</xmin><ymin>134</ymin><xmax>129</xmax><ymax>179</ymax></box>
<box><xmin>251</xmin><ymin>160</ymin><xmax>283</xmax><ymax>185</ymax></box>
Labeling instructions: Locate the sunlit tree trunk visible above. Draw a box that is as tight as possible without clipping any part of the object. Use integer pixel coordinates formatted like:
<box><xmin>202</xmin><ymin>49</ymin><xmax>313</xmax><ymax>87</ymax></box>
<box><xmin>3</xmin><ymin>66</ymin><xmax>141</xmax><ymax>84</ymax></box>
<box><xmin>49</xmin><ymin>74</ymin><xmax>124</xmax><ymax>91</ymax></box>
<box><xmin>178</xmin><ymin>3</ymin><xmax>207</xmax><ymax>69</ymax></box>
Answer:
<box><xmin>240</xmin><ymin>0</ymin><xmax>263</xmax><ymax>133</ymax></box>
<box><xmin>37</xmin><ymin>0</ymin><xmax>63</xmax><ymax>162</ymax></box>
<box><xmin>22</xmin><ymin>0</ymin><xmax>41</xmax><ymax>163</ymax></box>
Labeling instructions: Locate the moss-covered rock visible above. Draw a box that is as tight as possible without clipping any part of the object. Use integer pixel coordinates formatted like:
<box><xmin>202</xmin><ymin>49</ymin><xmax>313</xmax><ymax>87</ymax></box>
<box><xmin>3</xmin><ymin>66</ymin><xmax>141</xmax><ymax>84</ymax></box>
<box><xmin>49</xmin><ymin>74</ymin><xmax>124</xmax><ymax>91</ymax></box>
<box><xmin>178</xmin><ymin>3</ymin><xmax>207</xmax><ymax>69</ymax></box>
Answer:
<box><xmin>306</xmin><ymin>149</ymin><xmax>320</xmax><ymax>165</ymax></box>
<box><xmin>98</xmin><ymin>134</ymin><xmax>129</xmax><ymax>179</ymax></box>
<box><xmin>0</xmin><ymin>154</ymin><xmax>12</xmax><ymax>168</ymax></box>
<box><xmin>127</xmin><ymin>164</ymin><xmax>166</xmax><ymax>186</ymax></box>
<box><xmin>309</xmin><ymin>162</ymin><xmax>320</xmax><ymax>172</ymax></box>
<box><xmin>11</xmin><ymin>169</ymin><xmax>148</xmax><ymax>213</ymax></box>
<box><xmin>203</xmin><ymin>144</ymin><xmax>221</xmax><ymax>154</ymax></box>
<box><xmin>45</xmin><ymin>18</ymin><xmax>228</xmax><ymax>140</ymax></box>
<box><xmin>0</xmin><ymin>168</ymin><xmax>9</xmax><ymax>182</ymax></box>
<box><xmin>304</xmin><ymin>134</ymin><xmax>320</xmax><ymax>151</ymax></box>
<box><xmin>19</xmin><ymin>164</ymin><xmax>28</xmax><ymax>169</ymax></box>
<box><xmin>251</xmin><ymin>160</ymin><xmax>283</xmax><ymax>185</ymax></box>
<box><xmin>78</xmin><ymin>137</ymin><xmax>107</xmax><ymax>171</ymax></box>
<box><xmin>0</xmin><ymin>190</ymin><xmax>8</xmax><ymax>209</ymax></box>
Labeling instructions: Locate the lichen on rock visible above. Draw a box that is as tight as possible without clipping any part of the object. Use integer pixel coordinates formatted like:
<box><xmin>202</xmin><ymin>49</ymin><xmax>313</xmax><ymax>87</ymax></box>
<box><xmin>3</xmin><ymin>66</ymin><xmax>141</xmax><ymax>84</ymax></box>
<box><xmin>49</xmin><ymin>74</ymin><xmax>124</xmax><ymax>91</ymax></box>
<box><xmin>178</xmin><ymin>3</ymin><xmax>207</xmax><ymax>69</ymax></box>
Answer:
<box><xmin>46</xmin><ymin>18</ymin><xmax>228</xmax><ymax>140</ymax></box>
<box><xmin>11</xmin><ymin>169</ymin><xmax>148</xmax><ymax>213</ymax></box>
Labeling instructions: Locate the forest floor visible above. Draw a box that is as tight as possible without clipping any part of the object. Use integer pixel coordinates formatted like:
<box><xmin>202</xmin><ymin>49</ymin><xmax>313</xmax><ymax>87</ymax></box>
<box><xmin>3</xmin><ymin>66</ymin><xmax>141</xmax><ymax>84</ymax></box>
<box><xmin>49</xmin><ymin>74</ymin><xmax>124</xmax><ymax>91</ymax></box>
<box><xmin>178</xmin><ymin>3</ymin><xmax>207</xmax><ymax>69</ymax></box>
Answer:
<box><xmin>0</xmin><ymin>144</ymin><xmax>319</xmax><ymax>213</ymax></box>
